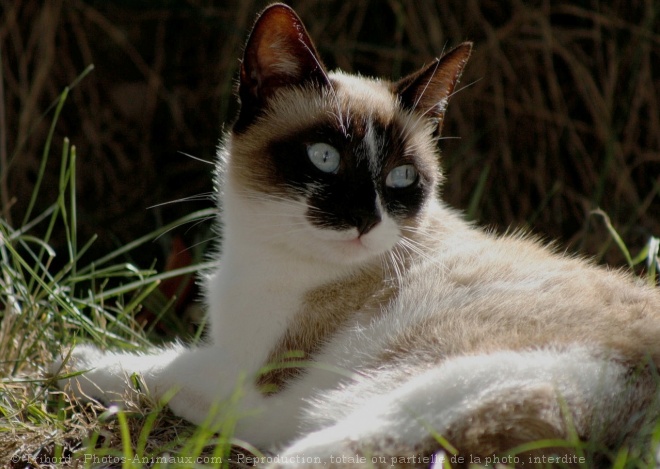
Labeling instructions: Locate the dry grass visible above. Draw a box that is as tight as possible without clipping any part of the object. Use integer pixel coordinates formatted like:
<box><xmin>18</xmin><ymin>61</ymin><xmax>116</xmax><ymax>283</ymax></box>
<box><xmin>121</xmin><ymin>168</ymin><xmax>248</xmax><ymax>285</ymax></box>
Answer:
<box><xmin>1</xmin><ymin>0</ymin><xmax>659</xmax><ymax>467</ymax></box>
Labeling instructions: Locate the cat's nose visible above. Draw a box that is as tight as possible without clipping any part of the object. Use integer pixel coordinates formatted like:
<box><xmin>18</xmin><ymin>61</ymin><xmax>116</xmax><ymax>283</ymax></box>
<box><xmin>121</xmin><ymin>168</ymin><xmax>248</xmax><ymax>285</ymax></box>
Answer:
<box><xmin>353</xmin><ymin>212</ymin><xmax>381</xmax><ymax>236</ymax></box>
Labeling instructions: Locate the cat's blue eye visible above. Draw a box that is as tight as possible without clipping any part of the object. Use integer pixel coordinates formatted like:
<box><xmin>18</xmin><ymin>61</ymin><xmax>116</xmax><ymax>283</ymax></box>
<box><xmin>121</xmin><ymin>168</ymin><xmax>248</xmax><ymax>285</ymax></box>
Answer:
<box><xmin>307</xmin><ymin>143</ymin><xmax>340</xmax><ymax>174</ymax></box>
<box><xmin>386</xmin><ymin>164</ymin><xmax>418</xmax><ymax>188</ymax></box>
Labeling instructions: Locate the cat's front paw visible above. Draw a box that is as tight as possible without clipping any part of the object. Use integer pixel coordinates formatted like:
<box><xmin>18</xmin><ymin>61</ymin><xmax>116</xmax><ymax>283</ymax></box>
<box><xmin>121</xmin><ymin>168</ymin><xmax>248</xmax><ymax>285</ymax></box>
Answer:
<box><xmin>50</xmin><ymin>344</ymin><xmax>140</xmax><ymax>405</ymax></box>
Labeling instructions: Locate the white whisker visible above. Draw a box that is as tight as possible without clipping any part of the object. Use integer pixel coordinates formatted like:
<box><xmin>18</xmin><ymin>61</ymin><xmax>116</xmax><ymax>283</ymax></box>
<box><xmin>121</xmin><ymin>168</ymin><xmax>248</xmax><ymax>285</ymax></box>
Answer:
<box><xmin>176</xmin><ymin>237</ymin><xmax>215</xmax><ymax>255</ymax></box>
<box><xmin>177</xmin><ymin>151</ymin><xmax>214</xmax><ymax>165</ymax></box>
<box><xmin>154</xmin><ymin>215</ymin><xmax>216</xmax><ymax>242</ymax></box>
<box><xmin>148</xmin><ymin>193</ymin><xmax>214</xmax><ymax>210</ymax></box>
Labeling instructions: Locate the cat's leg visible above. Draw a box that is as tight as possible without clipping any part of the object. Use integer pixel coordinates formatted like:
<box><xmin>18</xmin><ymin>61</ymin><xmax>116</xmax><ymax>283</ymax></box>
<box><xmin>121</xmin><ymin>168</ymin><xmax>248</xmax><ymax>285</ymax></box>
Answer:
<box><xmin>273</xmin><ymin>347</ymin><xmax>648</xmax><ymax>467</ymax></box>
<box><xmin>52</xmin><ymin>343</ymin><xmax>348</xmax><ymax>448</ymax></box>
<box><xmin>52</xmin><ymin>343</ymin><xmax>251</xmax><ymax>426</ymax></box>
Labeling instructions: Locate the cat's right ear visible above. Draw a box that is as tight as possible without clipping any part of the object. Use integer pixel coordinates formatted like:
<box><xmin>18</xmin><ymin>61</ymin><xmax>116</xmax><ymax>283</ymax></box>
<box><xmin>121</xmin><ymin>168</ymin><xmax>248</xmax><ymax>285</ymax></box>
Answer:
<box><xmin>235</xmin><ymin>3</ymin><xmax>329</xmax><ymax>132</ymax></box>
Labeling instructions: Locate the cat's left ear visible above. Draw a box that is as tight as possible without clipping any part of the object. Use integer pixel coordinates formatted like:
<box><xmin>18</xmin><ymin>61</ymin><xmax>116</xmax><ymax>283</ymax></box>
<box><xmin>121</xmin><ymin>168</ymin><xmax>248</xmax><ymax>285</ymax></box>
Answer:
<box><xmin>395</xmin><ymin>43</ymin><xmax>472</xmax><ymax>132</ymax></box>
<box><xmin>235</xmin><ymin>4</ymin><xmax>329</xmax><ymax>131</ymax></box>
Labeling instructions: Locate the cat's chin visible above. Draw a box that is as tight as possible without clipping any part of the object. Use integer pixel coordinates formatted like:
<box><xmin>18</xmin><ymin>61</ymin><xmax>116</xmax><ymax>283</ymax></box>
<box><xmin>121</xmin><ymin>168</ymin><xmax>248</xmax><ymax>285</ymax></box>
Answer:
<box><xmin>304</xmin><ymin>226</ymin><xmax>398</xmax><ymax>266</ymax></box>
<box><xmin>325</xmin><ymin>238</ymin><xmax>380</xmax><ymax>264</ymax></box>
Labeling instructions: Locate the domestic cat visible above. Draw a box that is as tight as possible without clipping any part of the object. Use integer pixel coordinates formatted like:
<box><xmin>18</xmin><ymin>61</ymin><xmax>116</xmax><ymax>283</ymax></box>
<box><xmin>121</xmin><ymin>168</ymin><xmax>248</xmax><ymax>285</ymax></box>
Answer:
<box><xmin>53</xmin><ymin>3</ymin><xmax>660</xmax><ymax>466</ymax></box>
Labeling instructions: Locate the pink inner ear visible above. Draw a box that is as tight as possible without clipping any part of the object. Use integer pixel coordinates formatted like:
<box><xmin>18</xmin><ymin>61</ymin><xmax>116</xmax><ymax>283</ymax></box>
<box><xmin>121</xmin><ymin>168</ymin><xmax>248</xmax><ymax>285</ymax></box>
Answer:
<box><xmin>255</xmin><ymin>34</ymin><xmax>301</xmax><ymax>80</ymax></box>
<box><xmin>240</xmin><ymin>4</ymin><xmax>327</xmax><ymax>102</ymax></box>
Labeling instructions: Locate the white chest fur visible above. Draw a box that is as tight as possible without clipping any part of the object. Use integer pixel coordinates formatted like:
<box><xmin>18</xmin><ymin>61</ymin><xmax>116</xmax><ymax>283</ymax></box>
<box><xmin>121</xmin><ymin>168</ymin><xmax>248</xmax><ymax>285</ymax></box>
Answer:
<box><xmin>203</xmin><ymin>178</ymin><xmax>357</xmax><ymax>374</ymax></box>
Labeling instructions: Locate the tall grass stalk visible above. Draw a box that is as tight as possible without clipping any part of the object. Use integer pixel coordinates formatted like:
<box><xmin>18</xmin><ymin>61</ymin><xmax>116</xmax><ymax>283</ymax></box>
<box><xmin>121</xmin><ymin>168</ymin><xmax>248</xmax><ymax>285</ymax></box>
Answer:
<box><xmin>0</xmin><ymin>76</ymin><xmax>230</xmax><ymax>466</ymax></box>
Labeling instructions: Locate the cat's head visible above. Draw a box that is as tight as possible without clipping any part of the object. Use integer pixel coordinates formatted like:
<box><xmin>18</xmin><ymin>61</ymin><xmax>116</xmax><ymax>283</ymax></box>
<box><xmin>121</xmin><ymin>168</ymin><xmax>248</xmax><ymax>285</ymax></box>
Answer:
<box><xmin>222</xmin><ymin>3</ymin><xmax>471</xmax><ymax>266</ymax></box>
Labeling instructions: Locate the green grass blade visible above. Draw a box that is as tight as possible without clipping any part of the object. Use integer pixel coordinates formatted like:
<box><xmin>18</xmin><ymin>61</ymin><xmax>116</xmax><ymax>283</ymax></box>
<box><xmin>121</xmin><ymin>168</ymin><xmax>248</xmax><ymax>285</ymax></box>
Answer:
<box><xmin>0</xmin><ymin>233</ymin><xmax>102</xmax><ymax>341</ymax></box>
<box><xmin>69</xmin><ymin>145</ymin><xmax>78</xmax><ymax>275</ymax></box>
<box><xmin>91</xmin><ymin>261</ymin><xmax>215</xmax><ymax>302</ymax></box>
<box><xmin>466</xmin><ymin>162</ymin><xmax>490</xmax><ymax>221</ymax></box>
<box><xmin>591</xmin><ymin>209</ymin><xmax>634</xmax><ymax>268</ymax></box>
<box><xmin>647</xmin><ymin>236</ymin><xmax>659</xmax><ymax>286</ymax></box>
<box><xmin>22</xmin><ymin>89</ymin><xmax>69</xmax><ymax>227</ymax></box>
<box><xmin>77</xmin><ymin>208</ymin><xmax>216</xmax><ymax>275</ymax></box>
<box><xmin>116</xmin><ymin>408</ymin><xmax>135</xmax><ymax>468</ymax></box>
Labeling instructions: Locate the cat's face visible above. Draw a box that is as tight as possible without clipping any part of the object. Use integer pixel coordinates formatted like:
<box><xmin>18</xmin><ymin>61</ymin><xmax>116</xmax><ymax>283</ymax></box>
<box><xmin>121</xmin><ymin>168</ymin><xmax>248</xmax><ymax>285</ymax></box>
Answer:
<box><xmin>223</xmin><ymin>5</ymin><xmax>471</xmax><ymax>265</ymax></box>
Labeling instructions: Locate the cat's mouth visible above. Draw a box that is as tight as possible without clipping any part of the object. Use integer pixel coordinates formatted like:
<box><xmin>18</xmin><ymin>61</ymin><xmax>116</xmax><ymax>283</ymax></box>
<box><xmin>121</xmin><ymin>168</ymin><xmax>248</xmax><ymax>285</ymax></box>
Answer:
<box><xmin>336</xmin><ymin>236</ymin><xmax>366</xmax><ymax>248</ymax></box>
<box><xmin>308</xmin><ymin>224</ymin><xmax>398</xmax><ymax>264</ymax></box>
<box><xmin>317</xmin><ymin>229</ymin><xmax>367</xmax><ymax>247</ymax></box>
<box><xmin>327</xmin><ymin>235</ymin><xmax>374</xmax><ymax>260</ymax></box>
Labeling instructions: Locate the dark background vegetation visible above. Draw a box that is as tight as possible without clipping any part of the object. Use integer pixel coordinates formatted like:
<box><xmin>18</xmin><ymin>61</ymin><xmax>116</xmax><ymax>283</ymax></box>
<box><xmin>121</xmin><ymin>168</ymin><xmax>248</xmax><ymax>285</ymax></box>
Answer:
<box><xmin>1</xmin><ymin>0</ymin><xmax>659</xmax><ymax>272</ymax></box>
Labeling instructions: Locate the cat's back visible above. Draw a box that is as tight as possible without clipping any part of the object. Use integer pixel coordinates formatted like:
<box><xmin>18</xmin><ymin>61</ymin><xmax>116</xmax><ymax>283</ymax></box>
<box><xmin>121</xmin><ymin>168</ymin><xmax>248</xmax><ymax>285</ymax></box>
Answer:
<box><xmin>382</xmin><ymin>203</ymin><xmax>660</xmax><ymax>367</ymax></box>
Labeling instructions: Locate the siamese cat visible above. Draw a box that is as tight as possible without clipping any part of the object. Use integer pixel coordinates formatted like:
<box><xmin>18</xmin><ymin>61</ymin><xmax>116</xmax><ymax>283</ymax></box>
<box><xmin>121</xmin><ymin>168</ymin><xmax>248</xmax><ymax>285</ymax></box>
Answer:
<box><xmin>53</xmin><ymin>3</ymin><xmax>660</xmax><ymax>466</ymax></box>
